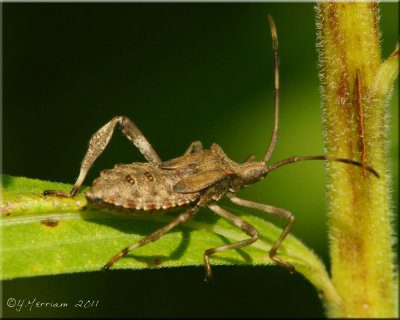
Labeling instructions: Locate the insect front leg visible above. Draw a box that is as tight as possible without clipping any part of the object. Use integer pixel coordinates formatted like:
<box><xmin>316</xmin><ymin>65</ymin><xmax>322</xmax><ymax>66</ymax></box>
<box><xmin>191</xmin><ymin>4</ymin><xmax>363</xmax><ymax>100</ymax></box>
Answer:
<box><xmin>204</xmin><ymin>204</ymin><xmax>259</xmax><ymax>281</ymax></box>
<box><xmin>228</xmin><ymin>194</ymin><xmax>295</xmax><ymax>272</ymax></box>
<box><xmin>183</xmin><ymin>140</ymin><xmax>203</xmax><ymax>155</ymax></box>
<box><xmin>44</xmin><ymin>116</ymin><xmax>161</xmax><ymax>197</ymax></box>
<box><xmin>103</xmin><ymin>206</ymin><xmax>199</xmax><ymax>270</ymax></box>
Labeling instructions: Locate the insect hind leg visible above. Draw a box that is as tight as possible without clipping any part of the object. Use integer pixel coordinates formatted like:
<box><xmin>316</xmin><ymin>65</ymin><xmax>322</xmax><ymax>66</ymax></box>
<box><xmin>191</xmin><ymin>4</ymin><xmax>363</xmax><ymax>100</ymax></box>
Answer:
<box><xmin>103</xmin><ymin>206</ymin><xmax>198</xmax><ymax>270</ymax></box>
<box><xmin>44</xmin><ymin>116</ymin><xmax>161</xmax><ymax>197</ymax></box>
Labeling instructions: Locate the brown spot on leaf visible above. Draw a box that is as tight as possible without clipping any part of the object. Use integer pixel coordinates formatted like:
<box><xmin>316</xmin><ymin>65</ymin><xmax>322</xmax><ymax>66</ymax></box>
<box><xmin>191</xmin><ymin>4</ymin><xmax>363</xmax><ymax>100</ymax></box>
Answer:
<box><xmin>154</xmin><ymin>258</ymin><xmax>162</xmax><ymax>266</ymax></box>
<box><xmin>41</xmin><ymin>218</ymin><xmax>59</xmax><ymax>227</ymax></box>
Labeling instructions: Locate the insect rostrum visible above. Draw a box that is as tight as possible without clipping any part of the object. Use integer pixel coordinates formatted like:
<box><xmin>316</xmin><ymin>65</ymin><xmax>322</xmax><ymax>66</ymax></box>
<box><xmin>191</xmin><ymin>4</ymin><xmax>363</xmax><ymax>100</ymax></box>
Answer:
<box><xmin>44</xmin><ymin>15</ymin><xmax>379</xmax><ymax>281</ymax></box>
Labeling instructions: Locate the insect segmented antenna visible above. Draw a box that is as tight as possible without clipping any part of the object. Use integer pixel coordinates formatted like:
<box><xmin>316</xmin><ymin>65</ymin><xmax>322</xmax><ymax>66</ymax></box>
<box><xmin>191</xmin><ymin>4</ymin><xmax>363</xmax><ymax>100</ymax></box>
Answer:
<box><xmin>263</xmin><ymin>14</ymin><xmax>280</xmax><ymax>163</ymax></box>
<box><xmin>260</xmin><ymin>16</ymin><xmax>379</xmax><ymax>179</ymax></box>
<box><xmin>266</xmin><ymin>155</ymin><xmax>380</xmax><ymax>178</ymax></box>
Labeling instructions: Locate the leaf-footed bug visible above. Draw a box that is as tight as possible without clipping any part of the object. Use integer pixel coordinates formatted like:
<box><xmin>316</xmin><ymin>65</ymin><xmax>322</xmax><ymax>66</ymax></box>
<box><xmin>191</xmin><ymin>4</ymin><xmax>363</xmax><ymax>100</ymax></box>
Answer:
<box><xmin>44</xmin><ymin>15</ymin><xmax>379</xmax><ymax>280</ymax></box>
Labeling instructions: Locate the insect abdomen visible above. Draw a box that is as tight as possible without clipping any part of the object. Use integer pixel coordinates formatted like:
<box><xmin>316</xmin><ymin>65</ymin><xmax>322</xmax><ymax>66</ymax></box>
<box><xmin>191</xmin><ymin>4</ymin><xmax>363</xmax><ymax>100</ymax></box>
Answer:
<box><xmin>85</xmin><ymin>163</ymin><xmax>199</xmax><ymax>213</ymax></box>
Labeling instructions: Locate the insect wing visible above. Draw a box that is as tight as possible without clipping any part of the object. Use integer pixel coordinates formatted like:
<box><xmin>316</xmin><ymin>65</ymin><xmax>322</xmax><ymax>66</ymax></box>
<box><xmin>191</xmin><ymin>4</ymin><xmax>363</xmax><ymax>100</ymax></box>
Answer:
<box><xmin>160</xmin><ymin>150</ymin><xmax>214</xmax><ymax>170</ymax></box>
<box><xmin>174</xmin><ymin>169</ymin><xmax>227</xmax><ymax>193</ymax></box>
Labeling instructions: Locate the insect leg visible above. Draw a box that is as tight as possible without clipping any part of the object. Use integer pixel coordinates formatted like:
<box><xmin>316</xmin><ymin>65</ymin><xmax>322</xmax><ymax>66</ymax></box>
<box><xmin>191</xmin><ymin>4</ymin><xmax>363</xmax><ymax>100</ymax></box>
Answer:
<box><xmin>205</xmin><ymin>204</ymin><xmax>259</xmax><ymax>281</ymax></box>
<box><xmin>228</xmin><ymin>194</ymin><xmax>295</xmax><ymax>272</ymax></box>
<box><xmin>183</xmin><ymin>140</ymin><xmax>203</xmax><ymax>155</ymax></box>
<box><xmin>244</xmin><ymin>154</ymin><xmax>256</xmax><ymax>162</ymax></box>
<box><xmin>102</xmin><ymin>206</ymin><xmax>199</xmax><ymax>270</ymax></box>
<box><xmin>44</xmin><ymin>116</ymin><xmax>161</xmax><ymax>197</ymax></box>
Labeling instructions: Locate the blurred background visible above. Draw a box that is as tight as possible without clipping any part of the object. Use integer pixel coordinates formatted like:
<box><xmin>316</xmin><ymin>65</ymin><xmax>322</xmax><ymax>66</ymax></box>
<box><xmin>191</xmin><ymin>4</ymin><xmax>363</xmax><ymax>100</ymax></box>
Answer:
<box><xmin>2</xmin><ymin>2</ymin><xmax>398</xmax><ymax>318</ymax></box>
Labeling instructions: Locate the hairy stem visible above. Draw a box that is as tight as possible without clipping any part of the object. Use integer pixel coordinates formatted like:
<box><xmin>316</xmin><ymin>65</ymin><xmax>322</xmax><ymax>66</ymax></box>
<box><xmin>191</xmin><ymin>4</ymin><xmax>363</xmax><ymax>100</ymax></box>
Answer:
<box><xmin>315</xmin><ymin>1</ymin><xmax>398</xmax><ymax>317</ymax></box>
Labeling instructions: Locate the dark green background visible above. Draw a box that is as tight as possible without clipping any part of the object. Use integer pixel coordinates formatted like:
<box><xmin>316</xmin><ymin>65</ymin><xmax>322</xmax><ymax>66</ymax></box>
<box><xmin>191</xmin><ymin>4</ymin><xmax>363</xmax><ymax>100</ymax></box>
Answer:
<box><xmin>2</xmin><ymin>2</ymin><xmax>398</xmax><ymax>318</ymax></box>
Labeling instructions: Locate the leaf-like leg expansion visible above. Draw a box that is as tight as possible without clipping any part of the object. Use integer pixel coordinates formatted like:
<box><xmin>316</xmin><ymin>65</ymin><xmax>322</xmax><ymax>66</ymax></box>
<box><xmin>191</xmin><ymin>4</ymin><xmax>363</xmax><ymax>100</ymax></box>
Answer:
<box><xmin>103</xmin><ymin>206</ymin><xmax>198</xmax><ymax>270</ymax></box>
<box><xmin>228</xmin><ymin>194</ymin><xmax>295</xmax><ymax>272</ymax></box>
<box><xmin>205</xmin><ymin>204</ymin><xmax>259</xmax><ymax>281</ymax></box>
<box><xmin>44</xmin><ymin>116</ymin><xmax>161</xmax><ymax>197</ymax></box>
<box><xmin>183</xmin><ymin>140</ymin><xmax>203</xmax><ymax>155</ymax></box>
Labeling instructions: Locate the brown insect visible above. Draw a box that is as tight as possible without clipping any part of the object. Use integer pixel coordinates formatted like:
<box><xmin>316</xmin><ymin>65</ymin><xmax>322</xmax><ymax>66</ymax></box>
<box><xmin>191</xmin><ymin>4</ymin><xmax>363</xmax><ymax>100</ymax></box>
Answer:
<box><xmin>44</xmin><ymin>15</ymin><xmax>379</xmax><ymax>280</ymax></box>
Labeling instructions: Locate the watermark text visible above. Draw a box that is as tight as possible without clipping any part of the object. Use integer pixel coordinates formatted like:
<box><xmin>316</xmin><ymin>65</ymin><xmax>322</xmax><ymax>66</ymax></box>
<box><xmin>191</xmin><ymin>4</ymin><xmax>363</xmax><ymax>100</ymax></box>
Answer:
<box><xmin>6</xmin><ymin>297</ymin><xmax>99</xmax><ymax>312</ymax></box>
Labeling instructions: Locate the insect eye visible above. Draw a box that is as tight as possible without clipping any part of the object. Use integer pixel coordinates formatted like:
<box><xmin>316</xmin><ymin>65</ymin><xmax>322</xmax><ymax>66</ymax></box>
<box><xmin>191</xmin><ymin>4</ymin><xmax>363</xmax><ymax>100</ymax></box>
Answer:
<box><xmin>247</xmin><ymin>166</ymin><xmax>268</xmax><ymax>179</ymax></box>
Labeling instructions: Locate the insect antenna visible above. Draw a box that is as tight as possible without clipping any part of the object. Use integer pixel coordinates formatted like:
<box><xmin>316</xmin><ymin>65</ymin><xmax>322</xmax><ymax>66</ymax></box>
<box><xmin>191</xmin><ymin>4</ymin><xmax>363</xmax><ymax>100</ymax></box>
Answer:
<box><xmin>262</xmin><ymin>14</ymin><xmax>280</xmax><ymax>163</ymax></box>
<box><xmin>261</xmin><ymin>16</ymin><xmax>379</xmax><ymax>179</ymax></box>
<box><xmin>266</xmin><ymin>155</ymin><xmax>380</xmax><ymax>178</ymax></box>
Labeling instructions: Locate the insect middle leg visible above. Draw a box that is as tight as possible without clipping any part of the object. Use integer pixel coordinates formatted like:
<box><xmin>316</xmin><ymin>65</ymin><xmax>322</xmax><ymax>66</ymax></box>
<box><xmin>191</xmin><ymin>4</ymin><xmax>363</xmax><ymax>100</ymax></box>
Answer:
<box><xmin>228</xmin><ymin>194</ymin><xmax>295</xmax><ymax>272</ymax></box>
<box><xmin>44</xmin><ymin>116</ymin><xmax>161</xmax><ymax>197</ymax></box>
<box><xmin>204</xmin><ymin>204</ymin><xmax>259</xmax><ymax>281</ymax></box>
<box><xmin>103</xmin><ymin>206</ymin><xmax>199</xmax><ymax>270</ymax></box>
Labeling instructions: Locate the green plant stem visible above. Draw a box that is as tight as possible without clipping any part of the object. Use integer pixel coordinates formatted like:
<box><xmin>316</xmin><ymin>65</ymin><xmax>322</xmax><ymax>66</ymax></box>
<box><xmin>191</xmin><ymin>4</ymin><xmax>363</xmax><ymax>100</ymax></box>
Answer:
<box><xmin>316</xmin><ymin>1</ymin><xmax>398</xmax><ymax>317</ymax></box>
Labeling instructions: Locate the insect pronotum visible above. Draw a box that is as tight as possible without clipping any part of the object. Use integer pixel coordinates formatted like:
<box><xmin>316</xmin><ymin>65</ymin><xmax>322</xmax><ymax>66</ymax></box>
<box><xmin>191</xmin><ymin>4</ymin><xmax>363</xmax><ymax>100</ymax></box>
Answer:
<box><xmin>44</xmin><ymin>15</ymin><xmax>379</xmax><ymax>280</ymax></box>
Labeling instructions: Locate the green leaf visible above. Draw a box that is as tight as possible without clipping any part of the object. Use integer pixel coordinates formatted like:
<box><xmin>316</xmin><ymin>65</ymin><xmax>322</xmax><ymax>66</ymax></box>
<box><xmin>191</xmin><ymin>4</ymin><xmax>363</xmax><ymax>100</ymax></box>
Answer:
<box><xmin>1</xmin><ymin>174</ymin><xmax>340</xmax><ymax>305</ymax></box>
